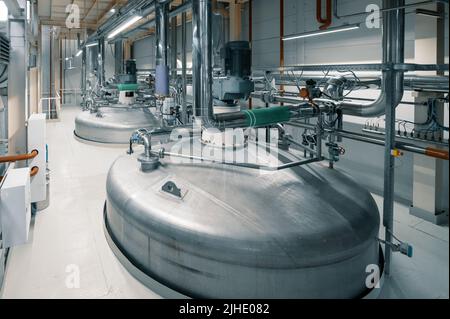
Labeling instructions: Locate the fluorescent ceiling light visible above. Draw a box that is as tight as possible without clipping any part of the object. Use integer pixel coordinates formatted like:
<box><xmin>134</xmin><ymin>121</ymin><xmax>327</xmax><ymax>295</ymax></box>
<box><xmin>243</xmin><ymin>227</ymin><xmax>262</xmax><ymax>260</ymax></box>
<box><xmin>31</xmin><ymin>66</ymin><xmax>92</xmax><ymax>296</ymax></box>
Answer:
<box><xmin>283</xmin><ymin>24</ymin><xmax>360</xmax><ymax>41</ymax></box>
<box><xmin>0</xmin><ymin>1</ymin><xmax>8</xmax><ymax>22</ymax></box>
<box><xmin>107</xmin><ymin>15</ymin><xmax>142</xmax><ymax>39</ymax></box>
<box><xmin>86</xmin><ymin>42</ymin><xmax>98</xmax><ymax>48</ymax></box>
<box><xmin>26</xmin><ymin>0</ymin><xmax>31</xmax><ymax>22</ymax></box>
<box><xmin>76</xmin><ymin>50</ymin><xmax>83</xmax><ymax>57</ymax></box>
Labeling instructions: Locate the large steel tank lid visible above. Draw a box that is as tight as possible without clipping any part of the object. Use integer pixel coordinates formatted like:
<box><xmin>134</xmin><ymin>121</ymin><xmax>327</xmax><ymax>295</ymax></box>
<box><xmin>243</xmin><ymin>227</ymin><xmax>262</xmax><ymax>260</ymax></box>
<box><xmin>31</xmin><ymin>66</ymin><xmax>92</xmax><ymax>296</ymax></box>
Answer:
<box><xmin>107</xmin><ymin>138</ymin><xmax>380</xmax><ymax>269</ymax></box>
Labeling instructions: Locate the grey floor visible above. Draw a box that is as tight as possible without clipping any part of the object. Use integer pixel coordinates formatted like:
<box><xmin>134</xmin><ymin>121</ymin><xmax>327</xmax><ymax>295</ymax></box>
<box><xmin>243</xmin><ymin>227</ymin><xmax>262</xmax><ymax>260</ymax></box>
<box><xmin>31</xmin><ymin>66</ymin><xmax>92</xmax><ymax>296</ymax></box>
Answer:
<box><xmin>0</xmin><ymin>106</ymin><xmax>448</xmax><ymax>299</ymax></box>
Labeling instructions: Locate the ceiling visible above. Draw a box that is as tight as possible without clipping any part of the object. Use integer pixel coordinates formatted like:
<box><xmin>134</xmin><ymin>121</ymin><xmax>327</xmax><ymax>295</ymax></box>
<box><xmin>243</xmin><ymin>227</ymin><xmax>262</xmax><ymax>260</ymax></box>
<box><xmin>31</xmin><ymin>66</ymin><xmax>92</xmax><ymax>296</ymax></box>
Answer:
<box><xmin>38</xmin><ymin>0</ymin><xmax>128</xmax><ymax>29</ymax></box>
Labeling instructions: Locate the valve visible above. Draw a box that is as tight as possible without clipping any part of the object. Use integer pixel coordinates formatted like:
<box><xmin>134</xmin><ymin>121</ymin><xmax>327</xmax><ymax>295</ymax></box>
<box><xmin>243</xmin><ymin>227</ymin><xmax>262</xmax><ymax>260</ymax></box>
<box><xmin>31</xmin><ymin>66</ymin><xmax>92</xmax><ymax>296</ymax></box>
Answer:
<box><xmin>378</xmin><ymin>232</ymin><xmax>413</xmax><ymax>258</ymax></box>
<box><xmin>127</xmin><ymin>129</ymin><xmax>160</xmax><ymax>172</ymax></box>
<box><xmin>326</xmin><ymin>142</ymin><xmax>345</xmax><ymax>162</ymax></box>
<box><xmin>391</xmin><ymin>149</ymin><xmax>404</xmax><ymax>158</ymax></box>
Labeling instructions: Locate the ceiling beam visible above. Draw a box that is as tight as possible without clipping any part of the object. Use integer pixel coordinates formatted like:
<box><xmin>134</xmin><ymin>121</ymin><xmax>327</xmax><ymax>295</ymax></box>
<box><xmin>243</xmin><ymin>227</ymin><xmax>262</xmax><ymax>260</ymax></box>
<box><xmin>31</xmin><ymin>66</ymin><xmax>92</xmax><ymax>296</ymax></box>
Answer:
<box><xmin>95</xmin><ymin>0</ymin><xmax>120</xmax><ymax>25</ymax></box>
<box><xmin>4</xmin><ymin>0</ymin><xmax>24</xmax><ymax>17</ymax></box>
<box><xmin>83</xmin><ymin>0</ymin><xmax>99</xmax><ymax>21</ymax></box>
<box><xmin>40</xmin><ymin>19</ymin><xmax>98</xmax><ymax>29</ymax></box>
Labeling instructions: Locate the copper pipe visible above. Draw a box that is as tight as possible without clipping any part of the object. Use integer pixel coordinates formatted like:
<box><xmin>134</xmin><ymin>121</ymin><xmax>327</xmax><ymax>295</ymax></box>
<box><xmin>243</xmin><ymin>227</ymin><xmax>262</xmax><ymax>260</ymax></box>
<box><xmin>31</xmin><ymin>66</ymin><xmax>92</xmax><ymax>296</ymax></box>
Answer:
<box><xmin>0</xmin><ymin>165</ymin><xmax>40</xmax><ymax>182</ymax></box>
<box><xmin>317</xmin><ymin>0</ymin><xmax>332</xmax><ymax>30</ymax></box>
<box><xmin>425</xmin><ymin>148</ymin><xmax>449</xmax><ymax>160</ymax></box>
<box><xmin>30</xmin><ymin>166</ymin><xmax>39</xmax><ymax>177</ymax></box>
<box><xmin>0</xmin><ymin>150</ymin><xmax>39</xmax><ymax>164</ymax></box>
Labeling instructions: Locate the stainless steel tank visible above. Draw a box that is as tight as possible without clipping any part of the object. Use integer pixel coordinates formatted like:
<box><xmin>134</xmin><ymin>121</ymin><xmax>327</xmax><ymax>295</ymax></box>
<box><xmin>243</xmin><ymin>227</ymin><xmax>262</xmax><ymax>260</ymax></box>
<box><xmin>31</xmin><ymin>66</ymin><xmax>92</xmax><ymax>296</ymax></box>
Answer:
<box><xmin>74</xmin><ymin>107</ymin><xmax>160</xmax><ymax>144</ymax></box>
<box><xmin>104</xmin><ymin>138</ymin><xmax>382</xmax><ymax>298</ymax></box>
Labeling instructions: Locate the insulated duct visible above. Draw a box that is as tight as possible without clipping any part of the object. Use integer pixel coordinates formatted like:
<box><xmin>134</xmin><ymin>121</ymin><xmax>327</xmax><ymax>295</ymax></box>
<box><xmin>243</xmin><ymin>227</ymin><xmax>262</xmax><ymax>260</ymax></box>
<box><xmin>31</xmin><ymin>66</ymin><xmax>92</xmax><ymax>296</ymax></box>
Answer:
<box><xmin>155</xmin><ymin>0</ymin><xmax>170</xmax><ymax>96</ymax></box>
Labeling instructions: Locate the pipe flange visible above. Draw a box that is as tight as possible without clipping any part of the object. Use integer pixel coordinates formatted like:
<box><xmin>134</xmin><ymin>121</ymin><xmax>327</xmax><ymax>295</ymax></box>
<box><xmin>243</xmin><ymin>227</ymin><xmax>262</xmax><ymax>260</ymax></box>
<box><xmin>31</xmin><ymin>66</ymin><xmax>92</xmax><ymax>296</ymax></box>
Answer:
<box><xmin>138</xmin><ymin>154</ymin><xmax>160</xmax><ymax>172</ymax></box>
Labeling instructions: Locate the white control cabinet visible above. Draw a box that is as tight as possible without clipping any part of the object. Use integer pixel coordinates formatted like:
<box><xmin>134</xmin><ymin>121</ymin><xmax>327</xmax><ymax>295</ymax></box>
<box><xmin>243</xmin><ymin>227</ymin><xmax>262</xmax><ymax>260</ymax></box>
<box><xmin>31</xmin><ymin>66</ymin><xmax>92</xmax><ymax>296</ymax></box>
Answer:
<box><xmin>27</xmin><ymin>113</ymin><xmax>46</xmax><ymax>203</ymax></box>
<box><xmin>0</xmin><ymin>168</ymin><xmax>31</xmax><ymax>248</ymax></box>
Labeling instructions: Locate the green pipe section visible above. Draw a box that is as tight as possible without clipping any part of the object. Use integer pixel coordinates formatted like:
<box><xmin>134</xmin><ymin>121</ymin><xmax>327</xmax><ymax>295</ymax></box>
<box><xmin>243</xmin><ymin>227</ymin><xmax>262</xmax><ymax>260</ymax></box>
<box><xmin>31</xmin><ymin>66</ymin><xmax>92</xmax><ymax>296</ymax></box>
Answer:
<box><xmin>117</xmin><ymin>83</ymin><xmax>139</xmax><ymax>91</ymax></box>
<box><xmin>243</xmin><ymin>106</ymin><xmax>291</xmax><ymax>127</ymax></box>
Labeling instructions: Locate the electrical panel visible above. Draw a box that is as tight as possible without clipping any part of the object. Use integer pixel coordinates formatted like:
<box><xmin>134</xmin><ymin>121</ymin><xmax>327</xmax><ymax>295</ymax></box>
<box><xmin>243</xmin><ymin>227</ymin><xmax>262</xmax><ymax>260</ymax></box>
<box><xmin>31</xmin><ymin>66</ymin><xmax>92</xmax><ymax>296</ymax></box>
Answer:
<box><xmin>0</xmin><ymin>167</ymin><xmax>31</xmax><ymax>248</ymax></box>
<box><xmin>27</xmin><ymin>113</ymin><xmax>46</xmax><ymax>203</ymax></box>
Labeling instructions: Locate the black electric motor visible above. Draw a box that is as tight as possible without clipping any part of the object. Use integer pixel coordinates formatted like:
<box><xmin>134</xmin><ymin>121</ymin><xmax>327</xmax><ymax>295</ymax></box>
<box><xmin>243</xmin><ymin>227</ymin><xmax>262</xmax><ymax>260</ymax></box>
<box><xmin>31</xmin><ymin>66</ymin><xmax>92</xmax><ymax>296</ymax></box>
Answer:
<box><xmin>125</xmin><ymin>59</ymin><xmax>137</xmax><ymax>77</ymax></box>
<box><xmin>222</xmin><ymin>41</ymin><xmax>252</xmax><ymax>79</ymax></box>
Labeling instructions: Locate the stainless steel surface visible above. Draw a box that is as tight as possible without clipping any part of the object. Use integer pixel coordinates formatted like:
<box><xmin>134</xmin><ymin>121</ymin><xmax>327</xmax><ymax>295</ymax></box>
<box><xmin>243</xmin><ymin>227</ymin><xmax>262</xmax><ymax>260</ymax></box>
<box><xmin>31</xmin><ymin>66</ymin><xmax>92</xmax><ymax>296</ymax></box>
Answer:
<box><xmin>105</xmin><ymin>138</ymin><xmax>381</xmax><ymax>298</ymax></box>
<box><xmin>382</xmin><ymin>0</ymin><xmax>405</xmax><ymax>276</ymax></box>
<box><xmin>156</xmin><ymin>1</ymin><xmax>169</xmax><ymax>68</ymax></box>
<box><xmin>192</xmin><ymin>0</ymin><xmax>214</xmax><ymax>126</ymax></box>
<box><xmin>252</xmin><ymin>63</ymin><xmax>448</xmax><ymax>73</ymax></box>
<box><xmin>181</xmin><ymin>0</ymin><xmax>188</xmax><ymax>124</ymax></box>
<box><xmin>98</xmin><ymin>38</ymin><xmax>106</xmax><ymax>87</ymax></box>
<box><xmin>74</xmin><ymin>107</ymin><xmax>160</xmax><ymax>144</ymax></box>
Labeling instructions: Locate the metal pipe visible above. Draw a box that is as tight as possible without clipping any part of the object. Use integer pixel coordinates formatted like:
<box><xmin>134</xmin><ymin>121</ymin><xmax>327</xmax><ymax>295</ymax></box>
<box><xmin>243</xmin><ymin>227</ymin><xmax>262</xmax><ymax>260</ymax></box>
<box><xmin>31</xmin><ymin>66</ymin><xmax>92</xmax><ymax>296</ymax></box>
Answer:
<box><xmin>287</xmin><ymin>122</ymin><xmax>449</xmax><ymax>161</ymax></box>
<box><xmin>0</xmin><ymin>149</ymin><xmax>38</xmax><ymax>164</ymax></box>
<box><xmin>120</xmin><ymin>0</ymin><xmax>192</xmax><ymax>40</ymax></box>
<box><xmin>192</xmin><ymin>0</ymin><xmax>215</xmax><ymax>126</ymax></box>
<box><xmin>170</xmin><ymin>14</ymin><xmax>178</xmax><ymax>80</ymax></box>
<box><xmin>382</xmin><ymin>0</ymin><xmax>404</xmax><ymax>276</ymax></box>
<box><xmin>156</xmin><ymin>1</ymin><xmax>169</xmax><ymax>67</ymax></box>
<box><xmin>340</xmin><ymin>0</ymin><xmax>405</xmax><ymax>117</ymax></box>
<box><xmin>154</xmin><ymin>149</ymin><xmax>321</xmax><ymax>171</ymax></box>
<box><xmin>181</xmin><ymin>0</ymin><xmax>188</xmax><ymax>123</ymax></box>
<box><xmin>98</xmin><ymin>38</ymin><xmax>106</xmax><ymax>87</ymax></box>
<box><xmin>155</xmin><ymin>0</ymin><xmax>170</xmax><ymax>96</ymax></box>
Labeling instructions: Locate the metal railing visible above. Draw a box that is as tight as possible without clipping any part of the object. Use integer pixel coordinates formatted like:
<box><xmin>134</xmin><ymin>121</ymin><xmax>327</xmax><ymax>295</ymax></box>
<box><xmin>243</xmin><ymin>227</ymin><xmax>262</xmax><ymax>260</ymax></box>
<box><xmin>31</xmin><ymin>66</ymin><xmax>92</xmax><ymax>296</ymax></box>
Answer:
<box><xmin>39</xmin><ymin>90</ymin><xmax>61</xmax><ymax>120</ymax></box>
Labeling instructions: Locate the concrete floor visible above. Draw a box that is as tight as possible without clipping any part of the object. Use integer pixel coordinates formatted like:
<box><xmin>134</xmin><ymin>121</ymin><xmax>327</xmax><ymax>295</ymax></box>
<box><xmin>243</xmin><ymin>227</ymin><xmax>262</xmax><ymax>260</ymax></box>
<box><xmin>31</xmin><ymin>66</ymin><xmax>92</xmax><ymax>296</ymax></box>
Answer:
<box><xmin>1</xmin><ymin>106</ymin><xmax>448</xmax><ymax>299</ymax></box>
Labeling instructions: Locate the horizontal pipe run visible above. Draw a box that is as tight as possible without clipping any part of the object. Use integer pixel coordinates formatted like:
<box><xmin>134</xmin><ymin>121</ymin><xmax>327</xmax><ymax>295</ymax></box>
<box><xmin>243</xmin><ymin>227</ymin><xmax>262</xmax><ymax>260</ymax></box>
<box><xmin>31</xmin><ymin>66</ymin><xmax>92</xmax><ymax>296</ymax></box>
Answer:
<box><xmin>287</xmin><ymin>137</ymin><xmax>319</xmax><ymax>155</ymax></box>
<box><xmin>286</xmin><ymin>122</ymin><xmax>449</xmax><ymax>160</ymax></box>
<box><xmin>0</xmin><ymin>150</ymin><xmax>38</xmax><ymax>164</ymax></box>
<box><xmin>154</xmin><ymin>149</ymin><xmax>322</xmax><ymax>171</ymax></box>
<box><xmin>362</xmin><ymin>128</ymin><xmax>449</xmax><ymax>148</ymax></box>
<box><xmin>425</xmin><ymin>147</ymin><xmax>449</xmax><ymax>160</ymax></box>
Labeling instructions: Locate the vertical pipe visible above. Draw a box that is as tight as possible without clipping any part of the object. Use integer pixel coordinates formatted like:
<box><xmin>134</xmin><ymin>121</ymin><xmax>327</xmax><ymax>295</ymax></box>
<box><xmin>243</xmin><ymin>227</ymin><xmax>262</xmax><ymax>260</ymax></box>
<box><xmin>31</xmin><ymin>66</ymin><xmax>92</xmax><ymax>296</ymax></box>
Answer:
<box><xmin>114</xmin><ymin>39</ymin><xmax>124</xmax><ymax>75</ymax></box>
<box><xmin>279</xmin><ymin>0</ymin><xmax>284</xmax><ymax>98</ymax></box>
<box><xmin>192</xmin><ymin>0</ymin><xmax>213</xmax><ymax>124</ymax></box>
<box><xmin>97</xmin><ymin>38</ymin><xmax>105</xmax><ymax>87</ymax></box>
<box><xmin>155</xmin><ymin>0</ymin><xmax>170</xmax><ymax>96</ymax></box>
<box><xmin>248</xmin><ymin>0</ymin><xmax>253</xmax><ymax>110</ymax></box>
<box><xmin>49</xmin><ymin>31</ymin><xmax>52</xmax><ymax>118</ymax></box>
<box><xmin>171</xmin><ymin>14</ymin><xmax>178</xmax><ymax>81</ymax></box>
<box><xmin>382</xmin><ymin>0</ymin><xmax>405</xmax><ymax>276</ymax></box>
<box><xmin>81</xmin><ymin>47</ymin><xmax>86</xmax><ymax>105</ymax></box>
<box><xmin>59</xmin><ymin>38</ymin><xmax>63</xmax><ymax>109</ymax></box>
<box><xmin>181</xmin><ymin>0</ymin><xmax>188</xmax><ymax>123</ymax></box>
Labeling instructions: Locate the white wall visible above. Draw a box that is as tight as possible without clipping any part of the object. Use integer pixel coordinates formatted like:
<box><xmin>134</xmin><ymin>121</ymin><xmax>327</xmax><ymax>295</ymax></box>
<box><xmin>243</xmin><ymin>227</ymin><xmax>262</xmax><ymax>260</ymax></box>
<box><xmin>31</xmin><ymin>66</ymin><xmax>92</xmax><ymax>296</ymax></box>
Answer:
<box><xmin>133</xmin><ymin>21</ymin><xmax>193</xmax><ymax>70</ymax></box>
<box><xmin>250</xmin><ymin>0</ymin><xmax>449</xmax><ymax>202</ymax></box>
<box><xmin>62</xmin><ymin>39</ymin><xmax>115</xmax><ymax>105</ymax></box>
